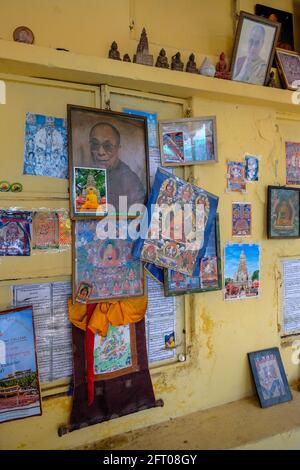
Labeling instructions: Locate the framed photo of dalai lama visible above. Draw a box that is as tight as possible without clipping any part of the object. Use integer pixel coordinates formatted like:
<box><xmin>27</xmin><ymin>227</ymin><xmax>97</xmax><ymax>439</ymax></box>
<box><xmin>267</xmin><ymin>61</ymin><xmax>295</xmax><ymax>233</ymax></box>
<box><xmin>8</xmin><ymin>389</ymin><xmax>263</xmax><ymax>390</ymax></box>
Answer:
<box><xmin>231</xmin><ymin>11</ymin><xmax>281</xmax><ymax>86</ymax></box>
<box><xmin>68</xmin><ymin>105</ymin><xmax>150</xmax><ymax>219</ymax></box>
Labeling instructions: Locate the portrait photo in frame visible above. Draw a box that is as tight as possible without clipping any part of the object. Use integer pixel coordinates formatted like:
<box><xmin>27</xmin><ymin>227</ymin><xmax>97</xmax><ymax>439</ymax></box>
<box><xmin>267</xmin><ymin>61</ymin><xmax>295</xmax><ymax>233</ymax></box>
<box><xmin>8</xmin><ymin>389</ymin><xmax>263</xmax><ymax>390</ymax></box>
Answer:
<box><xmin>275</xmin><ymin>49</ymin><xmax>300</xmax><ymax>90</ymax></box>
<box><xmin>267</xmin><ymin>186</ymin><xmax>300</xmax><ymax>239</ymax></box>
<box><xmin>159</xmin><ymin>117</ymin><xmax>218</xmax><ymax>166</ymax></box>
<box><xmin>248</xmin><ymin>347</ymin><xmax>292</xmax><ymax>408</ymax></box>
<box><xmin>68</xmin><ymin>105</ymin><xmax>150</xmax><ymax>218</ymax></box>
<box><xmin>164</xmin><ymin>214</ymin><xmax>222</xmax><ymax>296</ymax></box>
<box><xmin>231</xmin><ymin>11</ymin><xmax>281</xmax><ymax>86</ymax></box>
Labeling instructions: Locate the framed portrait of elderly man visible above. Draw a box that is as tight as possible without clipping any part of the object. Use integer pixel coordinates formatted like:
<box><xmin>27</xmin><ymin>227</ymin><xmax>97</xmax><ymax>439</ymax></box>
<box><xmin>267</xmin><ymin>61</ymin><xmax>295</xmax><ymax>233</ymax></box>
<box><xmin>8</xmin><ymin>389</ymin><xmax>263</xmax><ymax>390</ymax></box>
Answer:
<box><xmin>68</xmin><ymin>105</ymin><xmax>150</xmax><ymax>219</ymax></box>
<box><xmin>231</xmin><ymin>11</ymin><xmax>281</xmax><ymax>86</ymax></box>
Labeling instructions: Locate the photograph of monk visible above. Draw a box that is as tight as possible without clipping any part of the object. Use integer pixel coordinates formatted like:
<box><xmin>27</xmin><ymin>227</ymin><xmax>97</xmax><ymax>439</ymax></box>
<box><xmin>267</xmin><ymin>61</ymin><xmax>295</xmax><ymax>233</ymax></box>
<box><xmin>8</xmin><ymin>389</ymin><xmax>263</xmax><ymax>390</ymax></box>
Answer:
<box><xmin>231</xmin><ymin>12</ymin><xmax>281</xmax><ymax>86</ymax></box>
<box><xmin>68</xmin><ymin>105</ymin><xmax>149</xmax><ymax>216</ymax></box>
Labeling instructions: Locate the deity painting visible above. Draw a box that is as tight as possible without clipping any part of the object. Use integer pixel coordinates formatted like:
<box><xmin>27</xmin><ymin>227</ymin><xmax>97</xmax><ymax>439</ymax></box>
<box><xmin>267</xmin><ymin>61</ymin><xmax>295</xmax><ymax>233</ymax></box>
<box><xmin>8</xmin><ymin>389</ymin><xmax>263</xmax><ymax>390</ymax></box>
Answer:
<box><xmin>248</xmin><ymin>347</ymin><xmax>292</xmax><ymax>408</ymax></box>
<box><xmin>159</xmin><ymin>117</ymin><xmax>218</xmax><ymax>167</ymax></box>
<box><xmin>0</xmin><ymin>211</ymin><xmax>32</xmax><ymax>256</ymax></box>
<box><xmin>285</xmin><ymin>142</ymin><xmax>300</xmax><ymax>185</ymax></box>
<box><xmin>245</xmin><ymin>155</ymin><xmax>259</xmax><ymax>182</ymax></box>
<box><xmin>232</xmin><ymin>203</ymin><xmax>251</xmax><ymax>237</ymax></box>
<box><xmin>74</xmin><ymin>167</ymin><xmax>107</xmax><ymax>217</ymax></box>
<box><xmin>94</xmin><ymin>324</ymin><xmax>136</xmax><ymax>378</ymax></box>
<box><xmin>134</xmin><ymin>168</ymin><xmax>218</xmax><ymax>277</ymax></box>
<box><xmin>164</xmin><ymin>215</ymin><xmax>222</xmax><ymax>296</ymax></box>
<box><xmin>23</xmin><ymin>113</ymin><xmax>68</xmax><ymax>179</ymax></box>
<box><xmin>32</xmin><ymin>211</ymin><xmax>59</xmax><ymax>250</ymax></box>
<box><xmin>227</xmin><ymin>161</ymin><xmax>246</xmax><ymax>192</ymax></box>
<box><xmin>74</xmin><ymin>220</ymin><xmax>144</xmax><ymax>303</ymax></box>
<box><xmin>267</xmin><ymin>186</ymin><xmax>300</xmax><ymax>238</ymax></box>
<box><xmin>224</xmin><ymin>243</ymin><xmax>260</xmax><ymax>301</ymax></box>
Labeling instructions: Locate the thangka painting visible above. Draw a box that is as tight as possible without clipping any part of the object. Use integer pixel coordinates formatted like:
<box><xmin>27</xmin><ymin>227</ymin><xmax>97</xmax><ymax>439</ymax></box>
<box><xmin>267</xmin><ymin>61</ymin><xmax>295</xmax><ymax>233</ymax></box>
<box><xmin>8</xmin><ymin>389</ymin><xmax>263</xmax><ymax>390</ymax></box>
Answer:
<box><xmin>227</xmin><ymin>161</ymin><xmax>246</xmax><ymax>192</ymax></box>
<box><xmin>232</xmin><ymin>202</ymin><xmax>251</xmax><ymax>237</ymax></box>
<box><xmin>0</xmin><ymin>210</ymin><xmax>32</xmax><ymax>256</ymax></box>
<box><xmin>32</xmin><ymin>211</ymin><xmax>59</xmax><ymax>250</ymax></box>
<box><xmin>248</xmin><ymin>347</ymin><xmax>292</xmax><ymax>408</ymax></box>
<box><xmin>94</xmin><ymin>324</ymin><xmax>138</xmax><ymax>379</ymax></box>
<box><xmin>23</xmin><ymin>113</ymin><xmax>68</xmax><ymax>179</ymax></box>
<box><xmin>224</xmin><ymin>243</ymin><xmax>260</xmax><ymax>301</ymax></box>
<box><xmin>164</xmin><ymin>215</ymin><xmax>222</xmax><ymax>295</ymax></box>
<box><xmin>285</xmin><ymin>142</ymin><xmax>300</xmax><ymax>185</ymax></box>
<box><xmin>73</xmin><ymin>220</ymin><xmax>145</xmax><ymax>303</ymax></box>
<box><xmin>133</xmin><ymin>168</ymin><xmax>218</xmax><ymax>277</ymax></box>
<box><xmin>267</xmin><ymin>186</ymin><xmax>300</xmax><ymax>238</ymax></box>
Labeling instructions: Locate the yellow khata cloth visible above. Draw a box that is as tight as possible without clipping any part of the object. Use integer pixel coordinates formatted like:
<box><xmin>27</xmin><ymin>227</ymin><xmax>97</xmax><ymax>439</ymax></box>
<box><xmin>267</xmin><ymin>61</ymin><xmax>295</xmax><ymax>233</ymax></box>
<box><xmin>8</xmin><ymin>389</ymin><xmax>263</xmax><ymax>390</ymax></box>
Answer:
<box><xmin>68</xmin><ymin>296</ymin><xmax>148</xmax><ymax>337</ymax></box>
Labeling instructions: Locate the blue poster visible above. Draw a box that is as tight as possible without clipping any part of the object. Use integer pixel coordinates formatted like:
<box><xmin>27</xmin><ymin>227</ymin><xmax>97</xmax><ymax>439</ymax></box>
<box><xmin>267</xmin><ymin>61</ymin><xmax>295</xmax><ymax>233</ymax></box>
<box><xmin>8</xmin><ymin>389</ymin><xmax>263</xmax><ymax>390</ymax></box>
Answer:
<box><xmin>23</xmin><ymin>112</ymin><xmax>68</xmax><ymax>179</ymax></box>
<box><xmin>123</xmin><ymin>108</ymin><xmax>157</xmax><ymax>148</ymax></box>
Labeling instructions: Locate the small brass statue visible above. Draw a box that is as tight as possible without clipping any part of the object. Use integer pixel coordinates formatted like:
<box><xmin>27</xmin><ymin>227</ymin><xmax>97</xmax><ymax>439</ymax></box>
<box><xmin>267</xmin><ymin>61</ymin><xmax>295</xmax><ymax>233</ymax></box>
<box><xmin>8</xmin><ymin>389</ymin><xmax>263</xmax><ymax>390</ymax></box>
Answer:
<box><xmin>123</xmin><ymin>54</ymin><xmax>131</xmax><ymax>62</ymax></box>
<box><xmin>215</xmin><ymin>52</ymin><xmax>231</xmax><ymax>80</ymax></box>
<box><xmin>186</xmin><ymin>53</ymin><xmax>198</xmax><ymax>73</ymax></box>
<box><xmin>171</xmin><ymin>52</ymin><xmax>184</xmax><ymax>71</ymax></box>
<box><xmin>109</xmin><ymin>41</ymin><xmax>121</xmax><ymax>60</ymax></box>
<box><xmin>155</xmin><ymin>48</ymin><xmax>169</xmax><ymax>68</ymax></box>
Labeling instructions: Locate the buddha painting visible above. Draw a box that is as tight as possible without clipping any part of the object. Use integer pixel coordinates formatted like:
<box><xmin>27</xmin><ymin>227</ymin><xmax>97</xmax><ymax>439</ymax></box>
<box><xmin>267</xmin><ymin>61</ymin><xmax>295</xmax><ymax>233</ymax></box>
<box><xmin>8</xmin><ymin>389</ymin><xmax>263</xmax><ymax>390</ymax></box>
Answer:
<box><xmin>269</xmin><ymin>187</ymin><xmax>299</xmax><ymax>238</ymax></box>
<box><xmin>274</xmin><ymin>198</ymin><xmax>293</xmax><ymax>228</ymax></box>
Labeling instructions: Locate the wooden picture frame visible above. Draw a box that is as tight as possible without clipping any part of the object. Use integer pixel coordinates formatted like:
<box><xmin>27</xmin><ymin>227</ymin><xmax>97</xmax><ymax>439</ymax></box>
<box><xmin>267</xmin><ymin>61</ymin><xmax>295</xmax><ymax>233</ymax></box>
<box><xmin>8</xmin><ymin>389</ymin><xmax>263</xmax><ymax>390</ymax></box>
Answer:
<box><xmin>0</xmin><ymin>306</ymin><xmax>42</xmax><ymax>423</ymax></box>
<box><xmin>231</xmin><ymin>11</ymin><xmax>281</xmax><ymax>86</ymax></box>
<box><xmin>72</xmin><ymin>219</ymin><xmax>146</xmax><ymax>304</ymax></box>
<box><xmin>275</xmin><ymin>48</ymin><xmax>300</xmax><ymax>90</ymax></box>
<box><xmin>267</xmin><ymin>186</ymin><xmax>300</xmax><ymax>239</ymax></box>
<box><xmin>248</xmin><ymin>347</ymin><xmax>292</xmax><ymax>408</ymax></box>
<box><xmin>158</xmin><ymin>116</ymin><xmax>218</xmax><ymax>167</ymax></box>
<box><xmin>68</xmin><ymin>105</ymin><xmax>150</xmax><ymax>219</ymax></box>
<box><xmin>164</xmin><ymin>214</ymin><xmax>222</xmax><ymax>296</ymax></box>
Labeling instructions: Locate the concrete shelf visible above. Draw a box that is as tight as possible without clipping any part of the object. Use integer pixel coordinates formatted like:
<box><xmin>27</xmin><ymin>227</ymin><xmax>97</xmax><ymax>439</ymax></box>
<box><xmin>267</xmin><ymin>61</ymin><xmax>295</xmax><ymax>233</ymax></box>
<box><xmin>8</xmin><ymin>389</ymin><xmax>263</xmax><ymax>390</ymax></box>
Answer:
<box><xmin>0</xmin><ymin>39</ymin><xmax>299</xmax><ymax>114</ymax></box>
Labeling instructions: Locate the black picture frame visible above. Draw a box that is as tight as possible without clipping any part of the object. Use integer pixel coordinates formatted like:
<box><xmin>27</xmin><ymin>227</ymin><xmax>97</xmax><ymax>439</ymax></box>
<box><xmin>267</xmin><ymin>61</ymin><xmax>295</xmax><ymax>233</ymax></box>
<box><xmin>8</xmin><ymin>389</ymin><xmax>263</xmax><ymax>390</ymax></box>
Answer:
<box><xmin>248</xmin><ymin>347</ymin><xmax>292</xmax><ymax>408</ymax></box>
<box><xmin>267</xmin><ymin>186</ymin><xmax>300</xmax><ymax>239</ymax></box>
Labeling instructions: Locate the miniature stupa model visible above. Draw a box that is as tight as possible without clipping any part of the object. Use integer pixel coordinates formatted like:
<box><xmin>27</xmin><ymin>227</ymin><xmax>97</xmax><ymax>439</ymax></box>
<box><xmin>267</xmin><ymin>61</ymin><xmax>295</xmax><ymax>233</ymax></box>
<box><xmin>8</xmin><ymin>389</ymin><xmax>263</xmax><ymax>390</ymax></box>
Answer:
<box><xmin>133</xmin><ymin>28</ymin><xmax>153</xmax><ymax>66</ymax></box>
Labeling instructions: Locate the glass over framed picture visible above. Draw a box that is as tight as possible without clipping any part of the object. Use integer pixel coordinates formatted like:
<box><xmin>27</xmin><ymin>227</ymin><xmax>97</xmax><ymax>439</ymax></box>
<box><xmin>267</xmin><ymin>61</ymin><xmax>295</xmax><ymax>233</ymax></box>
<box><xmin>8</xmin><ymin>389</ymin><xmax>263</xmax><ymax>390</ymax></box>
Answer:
<box><xmin>275</xmin><ymin>49</ymin><xmax>300</xmax><ymax>90</ymax></box>
<box><xmin>68</xmin><ymin>105</ymin><xmax>150</xmax><ymax>219</ymax></box>
<box><xmin>231</xmin><ymin>11</ymin><xmax>281</xmax><ymax>86</ymax></box>
<box><xmin>158</xmin><ymin>117</ymin><xmax>218</xmax><ymax>166</ymax></box>
<box><xmin>133</xmin><ymin>167</ymin><xmax>219</xmax><ymax>277</ymax></box>
<box><xmin>248</xmin><ymin>347</ymin><xmax>292</xmax><ymax>408</ymax></box>
<box><xmin>267</xmin><ymin>186</ymin><xmax>300</xmax><ymax>239</ymax></box>
<box><xmin>164</xmin><ymin>214</ymin><xmax>222</xmax><ymax>296</ymax></box>
<box><xmin>72</xmin><ymin>219</ymin><xmax>145</xmax><ymax>303</ymax></box>
<box><xmin>0</xmin><ymin>306</ymin><xmax>42</xmax><ymax>423</ymax></box>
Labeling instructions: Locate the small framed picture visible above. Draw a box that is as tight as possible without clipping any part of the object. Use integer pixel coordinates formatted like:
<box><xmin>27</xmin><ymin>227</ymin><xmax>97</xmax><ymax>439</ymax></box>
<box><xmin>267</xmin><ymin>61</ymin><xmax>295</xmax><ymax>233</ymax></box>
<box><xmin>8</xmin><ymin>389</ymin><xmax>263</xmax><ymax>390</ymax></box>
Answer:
<box><xmin>286</xmin><ymin>142</ymin><xmax>300</xmax><ymax>185</ymax></box>
<box><xmin>267</xmin><ymin>186</ymin><xmax>300</xmax><ymax>239</ymax></box>
<box><xmin>73</xmin><ymin>167</ymin><xmax>107</xmax><ymax>217</ymax></box>
<box><xmin>275</xmin><ymin>49</ymin><xmax>300</xmax><ymax>90</ymax></box>
<box><xmin>248</xmin><ymin>347</ymin><xmax>292</xmax><ymax>408</ymax></box>
<box><xmin>231</xmin><ymin>11</ymin><xmax>281</xmax><ymax>86</ymax></box>
<box><xmin>255</xmin><ymin>4</ymin><xmax>294</xmax><ymax>51</ymax></box>
<box><xmin>68</xmin><ymin>105</ymin><xmax>150</xmax><ymax>219</ymax></box>
<box><xmin>158</xmin><ymin>117</ymin><xmax>218</xmax><ymax>166</ymax></box>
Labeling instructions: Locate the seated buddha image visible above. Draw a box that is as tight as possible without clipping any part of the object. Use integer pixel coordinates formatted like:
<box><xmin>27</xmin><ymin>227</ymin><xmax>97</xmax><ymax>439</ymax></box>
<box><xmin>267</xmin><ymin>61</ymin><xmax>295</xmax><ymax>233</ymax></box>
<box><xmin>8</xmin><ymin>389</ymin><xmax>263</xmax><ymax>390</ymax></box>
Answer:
<box><xmin>99</xmin><ymin>240</ymin><xmax>121</xmax><ymax>267</ymax></box>
<box><xmin>79</xmin><ymin>173</ymin><xmax>104</xmax><ymax>213</ymax></box>
<box><xmin>274</xmin><ymin>198</ymin><xmax>293</xmax><ymax>227</ymax></box>
<box><xmin>157</xmin><ymin>178</ymin><xmax>177</xmax><ymax>206</ymax></box>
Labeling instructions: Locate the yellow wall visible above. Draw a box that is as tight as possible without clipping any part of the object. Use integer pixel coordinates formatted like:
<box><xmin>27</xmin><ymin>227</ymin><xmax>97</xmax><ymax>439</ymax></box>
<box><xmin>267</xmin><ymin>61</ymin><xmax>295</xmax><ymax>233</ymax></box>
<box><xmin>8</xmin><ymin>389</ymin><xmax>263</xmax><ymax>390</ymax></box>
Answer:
<box><xmin>0</xmin><ymin>0</ymin><xmax>300</xmax><ymax>450</ymax></box>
